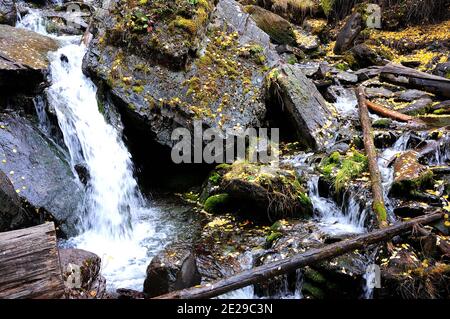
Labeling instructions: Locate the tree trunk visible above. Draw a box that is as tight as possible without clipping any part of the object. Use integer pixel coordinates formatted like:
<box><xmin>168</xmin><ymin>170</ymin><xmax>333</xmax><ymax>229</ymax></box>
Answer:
<box><xmin>366</xmin><ymin>100</ymin><xmax>414</xmax><ymax>122</ymax></box>
<box><xmin>155</xmin><ymin>211</ymin><xmax>444</xmax><ymax>299</ymax></box>
<box><xmin>0</xmin><ymin>222</ymin><xmax>65</xmax><ymax>299</ymax></box>
<box><xmin>356</xmin><ymin>86</ymin><xmax>388</xmax><ymax>227</ymax></box>
<box><xmin>380</xmin><ymin>63</ymin><xmax>450</xmax><ymax>98</ymax></box>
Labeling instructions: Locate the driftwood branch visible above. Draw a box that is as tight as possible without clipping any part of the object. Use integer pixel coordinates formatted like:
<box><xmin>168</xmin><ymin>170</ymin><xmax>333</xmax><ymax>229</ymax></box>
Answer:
<box><xmin>154</xmin><ymin>211</ymin><xmax>444</xmax><ymax>299</ymax></box>
<box><xmin>0</xmin><ymin>223</ymin><xmax>65</xmax><ymax>299</ymax></box>
<box><xmin>366</xmin><ymin>100</ymin><xmax>414</xmax><ymax>122</ymax></box>
<box><xmin>356</xmin><ymin>86</ymin><xmax>388</xmax><ymax>227</ymax></box>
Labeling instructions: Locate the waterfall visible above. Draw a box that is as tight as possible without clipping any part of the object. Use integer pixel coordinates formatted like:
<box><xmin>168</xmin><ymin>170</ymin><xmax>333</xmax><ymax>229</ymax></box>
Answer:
<box><xmin>16</xmin><ymin>10</ymin><xmax>169</xmax><ymax>290</ymax></box>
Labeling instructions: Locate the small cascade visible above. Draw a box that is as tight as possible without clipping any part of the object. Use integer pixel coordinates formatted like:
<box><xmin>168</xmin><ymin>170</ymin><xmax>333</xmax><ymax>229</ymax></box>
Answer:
<box><xmin>378</xmin><ymin>133</ymin><xmax>411</xmax><ymax>219</ymax></box>
<box><xmin>308</xmin><ymin>176</ymin><xmax>366</xmax><ymax>235</ymax></box>
<box><xmin>33</xmin><ymin>95</ymin><xmax>51</xmax><ymax>134</ymax></box>
<box><xmin>332</xmin><ymin>86</ymin><xmax>358</xmax><ymax>115</ymax></box>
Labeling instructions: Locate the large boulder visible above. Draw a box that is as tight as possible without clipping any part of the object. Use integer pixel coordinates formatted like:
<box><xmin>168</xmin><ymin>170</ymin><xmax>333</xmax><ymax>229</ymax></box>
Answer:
<box><xmin>83</xmin><ymin>0</ymin><xmax>280</xmax><ymax>153</ymax></box>
<box><xmin>200</xmin><ymin>161</ymin><xmax>313</xmax><ymax>221</ymax></box>
<box><xmin>0</xmin><ymin>113</ymin><xmax>83</xmax><ymax>236</ymax></box>
<box><xmin>0</xmin><ymin>25</ymin><xmax>58</xmax><ymax>93</ymax></box>
<box><xmin>143</xmin><ymin>243</ymin><xmax>201</xmax><ymax>297</ymax></box>
<box><xmin>0</xmin><ymin>170</ymin><xmax>33</xmax><ymax>231</ymax></box>
<box><xmin>265</xmin><ymin>64</ymin><xmax>338</xmax><ymax>150</ymax></box>
<box><xmin>0</xmin><ymin>0</ymin><xmax>16</xmax><ymax>26</ymax></box>
<box><xmin>257</xmin><ymin>0</ymin><xmax>321</xmax><ymax>25</ymax></box>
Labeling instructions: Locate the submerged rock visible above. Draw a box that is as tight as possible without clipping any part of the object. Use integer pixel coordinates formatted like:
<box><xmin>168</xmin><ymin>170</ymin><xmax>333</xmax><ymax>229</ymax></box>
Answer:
<box><xmin>0</xmin><ymin>25</ymin><xmax>58</xmax><ymax>92</ymax></box>
<box><xmin>0</xmin><ymin>113</ymin><xmax>83</xmax><ymax>236</ymax></box>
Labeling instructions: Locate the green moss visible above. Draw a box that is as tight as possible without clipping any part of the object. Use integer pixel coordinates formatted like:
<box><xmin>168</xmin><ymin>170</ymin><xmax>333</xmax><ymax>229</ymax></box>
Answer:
<box><xmin>373</xmin><ymin>118</ymin><xmax>392</xmax><ymax>128</ymax></box>
<box><xmin>132</xmin><ymin>85</ymin><xmax>145</xmax><ymax>94</ymax></box>
<box><xmin>304</xmin><ymin>267</ymin><xmax>327</xmax><ymax>285</ymax></box>
<box><xmin>335</xmin><ymin>62</ymin><xmax>348</xmax><ymax>71</ymax></box>
<box><xmin>209</xmin><ymin>171</ymin><xmax>221</xmax><ymax>185</ymax></box>
<box><xmin>320</xmin><ymin>150</ymin><xmax>368</xmax><ymax>192</ymax></box>
<box><xmin>320</xmin><ymin>0</ymin><xmax>335</xmax><ymax>17</ymax></box>
<box><xmin>373</xmin><ymin>200</ymin><xmax>387</xmax><ymax>222</ymax></box>
<box><xmin>216</xmin><ymin>163</ymin><xmax>232</xmax><ymax>170</ymax></box>
<box><xmin>204</xmin><ymin>193</ymin><xmax>230</xmax><ymax>213</ymax></box>
<box><xmin>270</xmin><ymin>220</ymin><xmax>283</xmax><ymax>232</ymax></box>
<box><xmin>302</xmin><ymin>282</ymin><xmax>325</xmax><ymax>299</ymax></box>
<box><xmin>266</xmin><ymin>231</ymin><xmax>282</xmax><ymax>244</ymax></box>
<box><xmin>287</xmin><ymin>55</ymin><xmax>298</xmax><ymax>65</ymax></box>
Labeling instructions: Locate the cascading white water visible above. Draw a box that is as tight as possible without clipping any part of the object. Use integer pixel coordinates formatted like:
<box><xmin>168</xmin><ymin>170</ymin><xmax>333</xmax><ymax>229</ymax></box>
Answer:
<box><xmin>17</xmin><ymin>10</ymin><xmax>172</xmax><ymax>290</ymax></box>
<box><xmin>308</xmin><ymin>176</ymin><xmax>366</xmax><ymax>235</ymax></box>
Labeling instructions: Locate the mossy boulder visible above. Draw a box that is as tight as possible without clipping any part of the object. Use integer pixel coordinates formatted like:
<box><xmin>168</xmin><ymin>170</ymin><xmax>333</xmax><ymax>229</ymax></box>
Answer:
<box><xmin>201</xmin><ymin>161</ymin><xmax>313</xmax><ymax>221</ymax></box>
<box><xmin>0</xmin><ymin>24</ymin><xmax>58</xmax><ymax>92</ymax></box>
<box><xmin>244</xmin><ymin>5</ymin><xmax>296</xmax><ymax>46</ymax></box>
<box><xmin>391</xmin><ymin>150</ymin><xmax>433</xmax><ymax>195</ymax></box>
<box><xmin>257</xmin><ymin>0</ymin><xmax>322</xmax><ymax>25</ymax></box>
<box><xmin>84</xmin><ymin>0</ymin><xmax>279</xmax><ymax>150</ymax></box>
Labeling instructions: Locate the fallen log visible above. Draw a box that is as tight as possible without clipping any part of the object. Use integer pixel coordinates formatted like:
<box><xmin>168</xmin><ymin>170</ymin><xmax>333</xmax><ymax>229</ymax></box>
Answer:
<box><xmin>356</xmin><ymin>86</ymin><xmax>388</xmax><ymax>227</ymax></box>
<box><xmin>380</xmin><ymin>63</ymin><xmax>450</xmax><ymax>98</ymax></box>
<box><xmin>366</xmin><ymin>100</ymin><xmax>413</xmax><ymax>122</ymax></box>
<box><xmin>155</xmin><ymin>211</ymin><xmax>444</xmax><ymax>299</ymax></box>
<box><xmin>0</xmin><ymin>222</ymin><xmax>65</xmax><ymax>299</ymax></box>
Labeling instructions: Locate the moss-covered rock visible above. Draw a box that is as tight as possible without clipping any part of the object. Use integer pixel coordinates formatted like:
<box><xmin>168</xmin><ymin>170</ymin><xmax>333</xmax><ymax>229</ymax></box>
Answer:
<box><xmin>84</xmin><ymin>0</ymin><xmax>278</xmax><ymax>150</ymax></box>
<box><xmin>201</xmin><ymin>161</ymin><xmax>313</xmax><ymax>221</ymax></box>
<box><xmin>391</xmin><ymin>150</ymin><xmax>433</xmax><ymax>195</ymax></box>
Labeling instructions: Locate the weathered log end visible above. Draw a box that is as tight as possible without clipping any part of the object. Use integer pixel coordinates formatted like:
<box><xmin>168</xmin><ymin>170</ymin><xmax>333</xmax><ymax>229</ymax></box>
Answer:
<box><xmin>0</xmin><ymin>222</ymin><xmax>65</xmax><ymax>299</ymax></box>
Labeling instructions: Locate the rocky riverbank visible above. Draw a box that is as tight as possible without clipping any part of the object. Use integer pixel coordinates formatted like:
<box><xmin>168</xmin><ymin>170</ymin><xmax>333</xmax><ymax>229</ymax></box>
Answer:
<box><xmin>1</xmin><ymin>0</ymin><xmax>450</xmax><ymax>299</ymax></box>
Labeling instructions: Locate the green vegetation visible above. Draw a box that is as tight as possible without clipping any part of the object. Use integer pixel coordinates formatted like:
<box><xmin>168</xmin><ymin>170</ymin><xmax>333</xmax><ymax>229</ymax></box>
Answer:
<box><xmin>320</xmin><ymin>149</ymin><xmax>368</xmax><ymax>192</ymax></box>
<box><xmin>204</xmin><ymin>193</ymin><xmax>230</xmax><ymax>214</ymax></box>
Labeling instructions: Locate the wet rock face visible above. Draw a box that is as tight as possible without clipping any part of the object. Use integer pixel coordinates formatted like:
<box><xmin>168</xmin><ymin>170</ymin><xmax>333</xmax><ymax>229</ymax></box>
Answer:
<box><xmin>391</xmin><ymin>150</ymin><xmax>433</xmax><ymax>195</ymax></box>
<box><xmin>84</xmin><ymin>0</ymin><xmax>277</xmax><ymax>151</ymax></box>
<box><xmin>0</xmin><ymin>170</ymin><xmax>33</xmax><ymax>231</ymax></box>
<box><xmin>143</xmin><ymin>243</ymin><xmax>201</xmax><ymax>297</ymax></box>
<box><xmin>59</xmin><ymin>248</ymin><xmax>106</xmax><ymax>299</ymax></box>
<box><xmin>0</xmin><ymin>25</ymin><xmax>58</xmax><ymax>93</ymax></box>
<box><xmin>0</xmin><ymin>113</ymin><xmax>84</xmax><ymax>236</ymax></box>
<box><xmin>201</xmin><ymin>161</ymin><xmax>313</xmax><ymax>221</ymax></box>
<box><xmin>0</xmin><ymin>0</ymin><xmax>16</xmax><ymax>26</ymax></box>
<box><xmin>265</xmin><ymin>64</ymin><xmax>338</xmax><ymax>150</ymax></box>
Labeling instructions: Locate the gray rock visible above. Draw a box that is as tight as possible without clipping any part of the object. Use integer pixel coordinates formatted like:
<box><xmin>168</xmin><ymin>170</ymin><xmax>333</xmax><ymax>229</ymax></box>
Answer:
<box><xmin>0</xmin><ymin>170</ymin><xmax>33</xmax><ymax>231</ymax></box>
<box><xmin>0</xmin><ymin>113</ymin><xmax>83</xmax><ymax>236</ymax></box>
<box><xmin>365</xmin><ymin>87</ymin><xmax>395</xmax><ymax>99</ymax></box>
<box><xmin>396</xmin><ymin>89</ymin><xmax>430</xmax><ymax>102</ymax></box>
<box><xmin>295</xmin><ymin>61</ymin><xmax>320</xmax><ymax>77</ymax></box>
<box><xmin>143</xmin><ymin>243</ymin><xmax>201</xmax><ymax>297</ymax></box>
<box><xmin>0</xmin><ymin>0</ymin><xmax>15</xmax><ymax>26</ymax></box>
<box><xmin>433</xmin><ymin>62</ymin><xmax>450</xmax><ymax>78</ymax></box>
<box><xmin>334</xmin><ymin>12</ymin><xmax>362</xmax><ymax>54</ymax></box>
<box><xmin>335</xmin><ymin>70</ymin><xmax>358</xmax><ymax>84</ymax></box>
<box><xmin>400</xmin><ymin>97</ymin><xmax>433</xmax><ymax>115</ymax></box>
<box><xmin>266</xmin><ymin>64</ymin><xmax>338</xmax><ymax>150</ymax></box>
